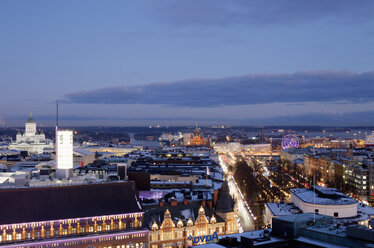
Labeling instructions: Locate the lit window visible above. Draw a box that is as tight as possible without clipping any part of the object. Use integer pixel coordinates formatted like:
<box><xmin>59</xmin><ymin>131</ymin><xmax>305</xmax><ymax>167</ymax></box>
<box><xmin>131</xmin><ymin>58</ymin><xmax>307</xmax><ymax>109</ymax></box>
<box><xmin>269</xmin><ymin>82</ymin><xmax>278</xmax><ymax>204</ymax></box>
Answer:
<box><xmin>152</xmin><ymin>234</ymin><xmax>158</xmax><ymax>241</ymax></box>
<box><xmin>105</xmin><ymin>224</ymin><xmax>111</xmax><ymax>231</ymax></box>
<box><xmin>80</xmin><ymin>227</ymin><xmax>85</xmax><ymax>233</ymax></box>
<box><xmin>72</xmin><ymin>228</ymin><xmax>77</xmax><ymax>234</ymax></box>
<box><xmin>97</xmin><ymin>225</ymin><xmax>102</xmax><ymax>232</ymax></box>
<box><xmin>62</xmin><ymin>229</ymin><xmax>68</xmax><ymax>235</ymax></box>
<box><xmin>16</xmin><ymin>233</ymin><xmax>22</xmax><ymax>240</ymax></box>
<box><xmin>89</xmin><ymin>226</ymin><xmax>94</xmax><ymax>232</ymax></box>
<box><xmin>6</xmin><ymin>234</ymin><xmax>12</xmax><ymax>241</ymax></box>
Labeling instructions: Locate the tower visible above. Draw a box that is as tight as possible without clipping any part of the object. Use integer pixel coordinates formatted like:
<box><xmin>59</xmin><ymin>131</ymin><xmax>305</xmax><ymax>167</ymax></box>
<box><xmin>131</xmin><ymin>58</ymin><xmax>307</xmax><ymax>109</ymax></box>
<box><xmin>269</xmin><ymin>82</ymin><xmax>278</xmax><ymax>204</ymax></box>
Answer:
<box><xmin>56</xmin><ymin>130</ymin><xmax>73</xmax><ymax>179</ymax></box>
<box><xmin>55</xmin><ymin>102</ymin><xmax>73</xmax><ymax>179</ymax></box>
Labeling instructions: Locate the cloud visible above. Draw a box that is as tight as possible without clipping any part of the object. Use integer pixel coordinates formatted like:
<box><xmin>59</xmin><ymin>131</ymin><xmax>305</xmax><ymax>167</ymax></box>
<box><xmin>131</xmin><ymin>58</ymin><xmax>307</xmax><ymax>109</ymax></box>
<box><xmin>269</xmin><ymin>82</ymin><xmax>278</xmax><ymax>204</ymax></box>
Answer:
<box><xmin>62</xmin><ymin>71</ymin><xmax>374</xmax><ymax>107</ymax></box>
<box><xmin>244</xmin><ymin>111</ymin><xmax>374</xmax><ymax>126</ymax></box>
<box><xmin>148</xmin><ymin>0</ymin><xmax>374</xmax><ymax>27</ymax></box>
<box><xmin>11</xmin><ymin>110</ymin><xmax>374</xmax><ymax>127</ymax></box>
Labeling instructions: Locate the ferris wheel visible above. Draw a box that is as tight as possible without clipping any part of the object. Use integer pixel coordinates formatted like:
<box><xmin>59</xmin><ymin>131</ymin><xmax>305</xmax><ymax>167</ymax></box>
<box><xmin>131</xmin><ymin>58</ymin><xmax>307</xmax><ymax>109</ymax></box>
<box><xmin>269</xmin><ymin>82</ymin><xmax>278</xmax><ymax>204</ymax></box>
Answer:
<box><xmin>281</xmin><ymin>134</ymin><xmax>299</xmax><ymax>149</ymax></box>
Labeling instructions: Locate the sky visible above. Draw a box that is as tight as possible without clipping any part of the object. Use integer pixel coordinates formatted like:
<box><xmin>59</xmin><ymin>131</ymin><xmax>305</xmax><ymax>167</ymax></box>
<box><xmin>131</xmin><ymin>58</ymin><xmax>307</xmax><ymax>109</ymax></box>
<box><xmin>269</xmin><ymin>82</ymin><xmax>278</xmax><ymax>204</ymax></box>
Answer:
<box><xmin>1</xmin><ymin>0</ymin><xmax>374</xmax><ymax>127</ymax></box>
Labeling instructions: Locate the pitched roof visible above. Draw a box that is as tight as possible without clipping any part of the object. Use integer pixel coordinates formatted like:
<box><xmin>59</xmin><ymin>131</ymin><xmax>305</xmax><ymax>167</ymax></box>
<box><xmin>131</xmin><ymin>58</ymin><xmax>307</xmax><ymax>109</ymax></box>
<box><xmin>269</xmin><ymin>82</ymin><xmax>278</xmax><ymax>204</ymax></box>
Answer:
<box><xmin>216</xmin><ymin>180</ymin><xmax>235</xmax><ymax>213</ymax></box>
<box><xmin>143</xmin><ymin>202</ymin><xmax>224</xmax><ymax>228</ymax></box>
<box><xmin>0</xmin><ymin>182</ymin><xmax>142</xmax><ymax>225</ymax></box>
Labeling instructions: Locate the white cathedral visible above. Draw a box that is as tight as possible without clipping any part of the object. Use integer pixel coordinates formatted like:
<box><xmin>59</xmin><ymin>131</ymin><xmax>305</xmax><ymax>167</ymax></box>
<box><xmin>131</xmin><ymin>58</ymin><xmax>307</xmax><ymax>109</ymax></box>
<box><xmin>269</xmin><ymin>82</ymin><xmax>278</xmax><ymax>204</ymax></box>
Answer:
<box><xmin>9</xmin><ymin>115</ymin><xmax>54</xmax><ymax>154</ymax></box>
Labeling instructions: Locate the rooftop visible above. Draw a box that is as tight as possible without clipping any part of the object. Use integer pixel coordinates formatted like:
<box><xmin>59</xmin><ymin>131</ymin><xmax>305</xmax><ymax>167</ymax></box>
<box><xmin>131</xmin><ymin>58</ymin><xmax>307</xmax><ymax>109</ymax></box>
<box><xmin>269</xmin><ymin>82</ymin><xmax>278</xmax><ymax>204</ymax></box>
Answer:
<box><xmin>265</xmin><ymin>202</ymin><xmax>300</xmax><ymax>216</ymax></box>
<box><xmin>143</xmin><ymin>202</ymin><xmax>224</xmax><ymax>228</ymax></box>
<box><xmin>291</xmin><ymin>186</ymin><xmax>357</xmax><ymax>205</ymax></box>
<box><xmin>0</xmin><ymin>181</ymin><xmax>142</xmax><ymax>225</ymax></box>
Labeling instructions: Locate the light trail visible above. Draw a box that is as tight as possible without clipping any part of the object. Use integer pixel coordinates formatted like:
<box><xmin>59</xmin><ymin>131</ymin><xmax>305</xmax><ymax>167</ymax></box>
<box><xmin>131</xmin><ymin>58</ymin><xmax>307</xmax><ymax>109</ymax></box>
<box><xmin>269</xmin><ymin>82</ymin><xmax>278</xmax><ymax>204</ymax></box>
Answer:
<box><xmin>218</xmin><ymin>155</ymin><xmax>255</xmax><ymax>231</ymax></box>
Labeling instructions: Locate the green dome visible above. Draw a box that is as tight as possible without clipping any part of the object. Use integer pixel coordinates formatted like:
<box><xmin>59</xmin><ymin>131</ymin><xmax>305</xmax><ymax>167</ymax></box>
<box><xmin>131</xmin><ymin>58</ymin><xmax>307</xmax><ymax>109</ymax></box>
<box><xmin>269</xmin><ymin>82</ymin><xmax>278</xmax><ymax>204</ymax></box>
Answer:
<box><xmin>26</xmin><ymin>116</ymin><xmax>36</xmax><ymax>123</ymax></box>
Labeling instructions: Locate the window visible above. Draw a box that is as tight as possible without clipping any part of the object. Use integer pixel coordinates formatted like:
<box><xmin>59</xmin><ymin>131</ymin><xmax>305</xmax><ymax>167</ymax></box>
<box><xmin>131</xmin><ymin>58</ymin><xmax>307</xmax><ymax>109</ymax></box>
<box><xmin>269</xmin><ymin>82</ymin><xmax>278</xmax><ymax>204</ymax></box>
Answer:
<box><xmin>36</xmin><ymin>231</ymin><xmax>41</xmax><ymax>238</ymax></box>
<box><xmin>16</xmin><ymin>233</ymin><xmax>22</xmax><ymax>240</ymax></box>
<box><xmin>55</xmin><ymin>229</ymin><xmax>59</xmax><ymax>236</ymax></box>
<box><xmin>27</xmin><ymin>232</ymin><xmax>32</xmax><ymax>239</ymax></box>
<box><xmin>334</xmin><ymin>212</ymin><xmax>339</xmax><ymax>218</ymax></box>
<box><xmin>72</xmin><ymin>228</ymin><xmax>77</xmax><ymax>234</ymax></box>
<box><xmin>130</xmin><ymin>222</ymin><xmax>134</xmax><ymax>228</ymax></box>
<box><xmin>89</xmin><ymin>226</ymin><xmax>94</xmax><ymax>233</ymax></box>
<box><xmin>97</xmin><ymin>225</ymin><xmax>102</xmax><ymax>232</ymax></box>
<box><xmin>105</xmin><ymin>224</ymin><xmax>111</xmax><ymax>231</ymax></box>
<box><xmin>315</xmin><ymin>209</ymin><xmax>319</xmax><ymax>214</ymax></box>
<box><xmin>62</xmin><ymin>229</ymin><xmax>68</xmax><ymax>235</ymax></box>
<box><xmin>80</xmin><ymin>227</ymin><xmax>85</xmax><ymax>233</ymax></box>
<box><xmin>152</xmin><ymin>233</ymin><xmax>158</xmax><ymax>241</ymax></box>
<box><xmin>152</xmin><ymin>245</ymin><xmax>158</xmax><ymax>248</ymax></box>
<box><xmin>6</xmin><ymin>234</ymin><xmax>12</xmax><ymax>241</ymax></box>
<box><xmin>45</xmin><ymin>231</ymin><xmax>50</xmax><ymax>237</ymax></box>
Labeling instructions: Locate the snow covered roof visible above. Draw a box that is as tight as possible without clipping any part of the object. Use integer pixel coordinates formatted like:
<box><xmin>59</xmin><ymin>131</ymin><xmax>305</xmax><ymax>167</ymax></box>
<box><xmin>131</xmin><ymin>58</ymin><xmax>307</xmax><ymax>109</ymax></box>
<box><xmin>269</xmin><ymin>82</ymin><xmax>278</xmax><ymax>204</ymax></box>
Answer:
<box><xmin>291</xmin><ymin>187</ymin><xmax>357</xmax><ymax>205</ymax></box>
<box><xmin>73</xmin><ymin>147</ymin><xmax>94</xmax><ymax>156</ymax></box>
<box><xmin>266</xmin><ymin>203</ymin><xmax>301</xmax><ymax>216</ymax></box>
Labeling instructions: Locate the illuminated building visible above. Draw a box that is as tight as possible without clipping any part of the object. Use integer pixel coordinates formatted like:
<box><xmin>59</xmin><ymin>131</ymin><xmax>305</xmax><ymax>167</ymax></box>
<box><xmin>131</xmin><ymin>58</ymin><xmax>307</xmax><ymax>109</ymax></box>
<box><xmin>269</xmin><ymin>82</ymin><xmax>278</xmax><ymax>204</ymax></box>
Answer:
<box><xmin>9</xmin><ymin>115</ymin><xmax>53</xmax><ymax>154</ymax></box>
<box><xmin>364</xmin><ymin>131</ymin><xmax>374</xmax><ymax>148</ymax></box>
<box><xmin>188</xmin><ymin>124</ymin><xmax>210</xmax><ymax>147</ymax></box>
<box><xmin>56</xmin><ymin>130</ymin><xmax>73</xmax><ymax>179</ymax></box>
<box><xmin>0</xmin><ymin>182</ymin><xmax>147</xmax><ymax>247</ymax></box>
<box><xmin>147</xmin><ymin>205</ymin><xmax>237</xmax><ymax>248</ymax></box>
<box><xmin>145</xmin><ymin>181</ymin><xmax>237</xmax><ymax>248</ymax></box>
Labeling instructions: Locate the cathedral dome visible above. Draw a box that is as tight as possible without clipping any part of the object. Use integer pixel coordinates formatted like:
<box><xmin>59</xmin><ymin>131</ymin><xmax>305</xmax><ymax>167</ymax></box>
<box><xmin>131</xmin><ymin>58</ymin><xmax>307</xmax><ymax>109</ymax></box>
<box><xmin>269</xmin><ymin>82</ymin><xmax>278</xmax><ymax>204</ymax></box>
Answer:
<box><xmin>26</xmin><ymin>116</ymin><xmax>36</xmax><ymax>123</ymax></box>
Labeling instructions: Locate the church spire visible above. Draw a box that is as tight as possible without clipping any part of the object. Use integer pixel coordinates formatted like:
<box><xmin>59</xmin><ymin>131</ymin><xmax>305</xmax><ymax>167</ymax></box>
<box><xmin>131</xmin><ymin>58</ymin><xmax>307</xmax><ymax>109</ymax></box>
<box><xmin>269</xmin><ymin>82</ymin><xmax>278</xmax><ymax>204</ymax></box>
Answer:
<box><xmin>194</xmin><ymin>122</ymin><xmax>199</xmax><ymax>133</ymax></box>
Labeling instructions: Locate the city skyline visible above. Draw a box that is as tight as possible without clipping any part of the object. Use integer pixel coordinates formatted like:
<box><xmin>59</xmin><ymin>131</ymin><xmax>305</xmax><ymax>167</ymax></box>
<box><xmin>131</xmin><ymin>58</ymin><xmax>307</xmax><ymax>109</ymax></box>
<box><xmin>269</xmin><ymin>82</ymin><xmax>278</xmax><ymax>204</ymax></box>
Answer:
<box><xmin>1</xmin><ymin>1</ymin><xmax>374</xmax><ymax>126</ymax></box>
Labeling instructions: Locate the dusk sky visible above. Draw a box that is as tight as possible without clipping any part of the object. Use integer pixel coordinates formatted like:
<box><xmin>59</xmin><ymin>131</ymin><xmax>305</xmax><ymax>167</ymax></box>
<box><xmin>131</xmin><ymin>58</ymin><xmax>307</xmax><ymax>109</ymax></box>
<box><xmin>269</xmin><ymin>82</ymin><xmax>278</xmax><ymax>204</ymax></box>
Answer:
<box><xmin>1</xmin><ymin>0</ymin><xmax>374</xmax><ymax>126</ymax></box>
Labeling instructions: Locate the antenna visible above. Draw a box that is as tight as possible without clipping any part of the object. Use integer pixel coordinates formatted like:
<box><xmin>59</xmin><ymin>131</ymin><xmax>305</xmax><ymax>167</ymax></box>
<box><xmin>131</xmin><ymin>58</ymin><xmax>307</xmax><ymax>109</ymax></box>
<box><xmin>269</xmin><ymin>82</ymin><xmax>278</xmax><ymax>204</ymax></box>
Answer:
<box><xmin>56</xmin><ymin>100</ymin><xmax>59</xmax><ymax>131</ymax></box>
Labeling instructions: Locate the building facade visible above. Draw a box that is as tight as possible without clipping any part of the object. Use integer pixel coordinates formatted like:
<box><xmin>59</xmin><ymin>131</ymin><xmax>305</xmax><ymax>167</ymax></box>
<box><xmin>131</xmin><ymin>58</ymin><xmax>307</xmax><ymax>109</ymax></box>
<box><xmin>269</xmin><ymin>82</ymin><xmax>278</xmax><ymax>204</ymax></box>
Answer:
<box><xmin>148</xmin><ymin>206</ymin><xmax>236</xmax><ymax>248</ymax></box>
<box><xmin>9</xmin><ymin>116</ymin><xmax>53</xmax><ymax>154</ymax></box>
<box><xmin>0</xmin><ymin>182</ymin><xmax>148</xmax><ymax>248</ymax></box>
<box><xmin>188</xmin><ymin>125</ymin><xmax>210</xmax><ymax>147</ymax></box>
